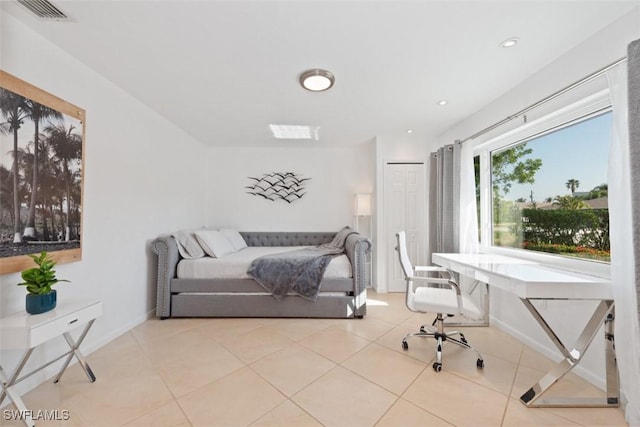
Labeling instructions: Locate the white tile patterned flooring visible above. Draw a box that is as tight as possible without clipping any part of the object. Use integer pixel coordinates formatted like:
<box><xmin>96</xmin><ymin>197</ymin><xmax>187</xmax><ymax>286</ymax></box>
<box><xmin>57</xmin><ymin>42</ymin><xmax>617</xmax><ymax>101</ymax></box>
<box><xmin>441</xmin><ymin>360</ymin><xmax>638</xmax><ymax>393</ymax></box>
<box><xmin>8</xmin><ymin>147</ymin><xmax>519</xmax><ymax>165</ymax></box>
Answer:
<box><xmin>1</xmin><ymin>291</ymin><xmax>628</xmax><ymax>426</ymax></box>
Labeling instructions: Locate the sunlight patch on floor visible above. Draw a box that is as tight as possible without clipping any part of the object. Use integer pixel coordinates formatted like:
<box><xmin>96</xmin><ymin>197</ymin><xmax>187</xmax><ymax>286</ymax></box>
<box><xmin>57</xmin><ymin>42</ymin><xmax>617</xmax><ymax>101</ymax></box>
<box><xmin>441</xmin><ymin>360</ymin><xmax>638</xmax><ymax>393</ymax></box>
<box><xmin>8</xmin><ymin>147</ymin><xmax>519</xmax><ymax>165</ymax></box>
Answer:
<box><xmin>366</xmin><ymin>298</ymin><xmax>389</xmax><ymax>307</ymax></box>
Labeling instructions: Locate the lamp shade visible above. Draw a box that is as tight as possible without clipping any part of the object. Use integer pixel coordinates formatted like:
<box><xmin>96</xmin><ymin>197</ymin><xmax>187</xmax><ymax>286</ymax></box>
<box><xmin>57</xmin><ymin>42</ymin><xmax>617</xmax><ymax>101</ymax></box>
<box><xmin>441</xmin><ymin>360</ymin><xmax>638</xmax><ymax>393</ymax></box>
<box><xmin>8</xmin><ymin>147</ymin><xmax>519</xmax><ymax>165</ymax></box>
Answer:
<box><xmin>354</xmin><ymin>194</ymin><xmax>372</xmax><ymax>216</ymax></box>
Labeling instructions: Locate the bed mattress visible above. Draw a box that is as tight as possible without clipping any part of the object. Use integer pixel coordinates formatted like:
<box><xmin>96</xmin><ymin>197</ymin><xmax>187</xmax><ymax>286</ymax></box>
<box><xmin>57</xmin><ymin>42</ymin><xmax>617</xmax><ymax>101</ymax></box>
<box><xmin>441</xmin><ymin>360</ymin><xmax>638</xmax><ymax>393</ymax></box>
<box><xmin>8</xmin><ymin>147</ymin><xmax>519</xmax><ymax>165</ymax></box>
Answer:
<box><xmin>177</xmin><ymin>246</ymin><xmax>352</xmax><ymax>279</ymax></box>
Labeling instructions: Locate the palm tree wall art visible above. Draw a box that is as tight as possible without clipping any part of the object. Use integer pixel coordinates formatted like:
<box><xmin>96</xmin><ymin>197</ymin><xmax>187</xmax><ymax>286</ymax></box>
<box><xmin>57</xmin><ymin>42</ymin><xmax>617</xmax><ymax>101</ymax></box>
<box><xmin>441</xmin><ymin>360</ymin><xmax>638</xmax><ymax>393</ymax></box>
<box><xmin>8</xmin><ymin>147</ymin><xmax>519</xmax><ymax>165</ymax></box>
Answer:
<box><xmin>0</xmin><ymin>70</ymin><xmax>85</xmax><ymax>275</ymax></box>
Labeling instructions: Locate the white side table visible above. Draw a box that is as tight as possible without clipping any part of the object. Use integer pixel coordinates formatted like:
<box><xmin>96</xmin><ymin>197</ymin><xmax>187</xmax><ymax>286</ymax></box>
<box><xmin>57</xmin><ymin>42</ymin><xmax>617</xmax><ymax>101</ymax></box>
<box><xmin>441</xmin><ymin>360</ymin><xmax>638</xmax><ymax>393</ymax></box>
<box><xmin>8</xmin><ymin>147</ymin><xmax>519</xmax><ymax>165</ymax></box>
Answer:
<box><xmin>0</xmin><ymin>299</ymin><xmax>102</xmax><ymax>427</ymax></box>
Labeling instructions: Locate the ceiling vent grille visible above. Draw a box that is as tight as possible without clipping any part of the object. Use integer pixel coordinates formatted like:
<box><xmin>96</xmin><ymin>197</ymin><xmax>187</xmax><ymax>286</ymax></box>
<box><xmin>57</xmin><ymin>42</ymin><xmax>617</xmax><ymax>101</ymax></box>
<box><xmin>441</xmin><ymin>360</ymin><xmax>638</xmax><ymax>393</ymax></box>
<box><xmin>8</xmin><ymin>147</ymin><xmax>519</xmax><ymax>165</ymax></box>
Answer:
<box><xmin>17</xmin><ymin>0</ymin><xmax>68</xmax><ymax>20</ymax></box>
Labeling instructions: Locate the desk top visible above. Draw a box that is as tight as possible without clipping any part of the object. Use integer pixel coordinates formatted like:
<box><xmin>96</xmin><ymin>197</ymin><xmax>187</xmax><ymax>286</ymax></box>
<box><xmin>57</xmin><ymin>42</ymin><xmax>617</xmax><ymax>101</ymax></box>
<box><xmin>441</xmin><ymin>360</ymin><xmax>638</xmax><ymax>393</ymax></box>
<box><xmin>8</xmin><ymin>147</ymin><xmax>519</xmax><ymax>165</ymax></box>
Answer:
<box><xmin>432</xmin><ymin>253</ymin><xmax>612</xmax><ymax>300</ymax></box>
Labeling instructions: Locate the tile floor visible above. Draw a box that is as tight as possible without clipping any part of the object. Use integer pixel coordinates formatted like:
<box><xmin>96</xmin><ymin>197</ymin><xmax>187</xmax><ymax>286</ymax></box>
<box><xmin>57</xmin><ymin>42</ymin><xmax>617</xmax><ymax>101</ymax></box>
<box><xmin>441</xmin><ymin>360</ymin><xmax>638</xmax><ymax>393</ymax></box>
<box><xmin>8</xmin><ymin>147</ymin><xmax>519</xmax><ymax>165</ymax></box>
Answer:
<box><xmin>2</xmin><ymin>291</ymin><xmax>628</xmax><ymax>427</ymax></box>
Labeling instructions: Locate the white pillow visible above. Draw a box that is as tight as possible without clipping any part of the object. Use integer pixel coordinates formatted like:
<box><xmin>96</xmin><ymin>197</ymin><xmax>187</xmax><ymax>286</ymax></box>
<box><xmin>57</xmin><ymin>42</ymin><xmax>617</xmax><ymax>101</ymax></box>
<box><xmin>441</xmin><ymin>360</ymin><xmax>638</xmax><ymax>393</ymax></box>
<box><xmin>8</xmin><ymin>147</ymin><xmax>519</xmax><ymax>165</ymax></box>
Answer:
<box><xmin>219</xmin><ymin>229</ymin><xmax>248</xmax><ymax>251</ymax></box>
<box><xmin>195</xmin><ymin>230</ymin><xmax>235</xmax><ymax>258</ymax></box>
<box><xmin>173</xmin><ymin>230</ymin><xmax>205</xmax><ymax>259</ymax></box>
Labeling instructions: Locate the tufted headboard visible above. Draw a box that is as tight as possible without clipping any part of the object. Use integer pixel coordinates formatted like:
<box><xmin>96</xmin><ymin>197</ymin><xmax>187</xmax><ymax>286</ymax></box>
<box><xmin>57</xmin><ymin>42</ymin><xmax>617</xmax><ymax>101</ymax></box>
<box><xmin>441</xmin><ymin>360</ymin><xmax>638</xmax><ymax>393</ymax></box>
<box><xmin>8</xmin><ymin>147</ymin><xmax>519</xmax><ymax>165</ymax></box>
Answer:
<box><xmin>239</xmin><ymin>231</ymin><xmax>335</xmax><ymax>247</ymax></box>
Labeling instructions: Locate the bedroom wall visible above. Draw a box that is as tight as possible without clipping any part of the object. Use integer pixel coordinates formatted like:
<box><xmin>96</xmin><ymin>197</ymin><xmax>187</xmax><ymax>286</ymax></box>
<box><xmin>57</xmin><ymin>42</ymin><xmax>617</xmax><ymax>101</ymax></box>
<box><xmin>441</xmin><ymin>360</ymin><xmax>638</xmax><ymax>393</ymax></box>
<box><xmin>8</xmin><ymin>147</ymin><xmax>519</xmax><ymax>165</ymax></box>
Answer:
<box><xmin>203</xmin><ymin>144</ymin><xmax>375</xmax><ymax>232</ymax></box>
<box><xmin>436</xmin><ymin>7</ymin><xmax>640</xmax><ymax>390</ymax></box>
<box><xmin>0</xmin><ymin>12</ymin><xmax>207</xmax><ymax>396</ymax></box>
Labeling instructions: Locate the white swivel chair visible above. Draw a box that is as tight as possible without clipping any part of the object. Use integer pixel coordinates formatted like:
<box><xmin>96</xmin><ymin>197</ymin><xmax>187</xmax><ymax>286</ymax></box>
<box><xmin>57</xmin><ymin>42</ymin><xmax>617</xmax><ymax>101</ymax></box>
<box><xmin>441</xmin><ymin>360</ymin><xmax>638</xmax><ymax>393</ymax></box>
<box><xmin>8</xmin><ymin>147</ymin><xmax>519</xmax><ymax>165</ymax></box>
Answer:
<box><xmin>395</xmin><ymin>231</ymin><xmax>484</xmax><ymax>372</ymax></box>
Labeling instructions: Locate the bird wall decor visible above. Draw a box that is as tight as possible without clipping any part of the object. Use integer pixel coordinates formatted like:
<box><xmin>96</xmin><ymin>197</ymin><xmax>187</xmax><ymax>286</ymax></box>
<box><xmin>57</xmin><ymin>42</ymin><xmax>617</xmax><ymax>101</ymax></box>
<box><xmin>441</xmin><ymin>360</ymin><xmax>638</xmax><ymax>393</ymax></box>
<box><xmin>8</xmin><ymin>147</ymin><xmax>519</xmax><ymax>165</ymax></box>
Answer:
<box><xmin>245</xmin><ymin>172</ymin><xmax>310</xmax><ymax>203</ymax></box>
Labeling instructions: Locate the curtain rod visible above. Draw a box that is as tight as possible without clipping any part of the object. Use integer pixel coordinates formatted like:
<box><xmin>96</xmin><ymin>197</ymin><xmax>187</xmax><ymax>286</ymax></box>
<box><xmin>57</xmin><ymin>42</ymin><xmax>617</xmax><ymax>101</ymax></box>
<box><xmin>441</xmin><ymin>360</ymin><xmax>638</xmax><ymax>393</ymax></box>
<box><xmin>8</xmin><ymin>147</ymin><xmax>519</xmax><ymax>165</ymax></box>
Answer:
<box><xmin>458</xmin><ymin>56</ymin><xmax>628</xmax><ymax>144</ymax></box>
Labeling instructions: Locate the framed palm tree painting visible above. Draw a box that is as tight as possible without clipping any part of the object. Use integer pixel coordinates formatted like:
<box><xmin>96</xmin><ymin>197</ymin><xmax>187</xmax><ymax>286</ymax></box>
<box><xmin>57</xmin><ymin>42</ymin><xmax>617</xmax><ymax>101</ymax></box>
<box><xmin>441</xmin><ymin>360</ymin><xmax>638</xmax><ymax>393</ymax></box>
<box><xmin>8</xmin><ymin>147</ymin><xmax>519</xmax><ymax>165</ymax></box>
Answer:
<box><xmin>0</xmin><ymin>70</ymin><xmax>85</xmax><ymax>275</ymax></box>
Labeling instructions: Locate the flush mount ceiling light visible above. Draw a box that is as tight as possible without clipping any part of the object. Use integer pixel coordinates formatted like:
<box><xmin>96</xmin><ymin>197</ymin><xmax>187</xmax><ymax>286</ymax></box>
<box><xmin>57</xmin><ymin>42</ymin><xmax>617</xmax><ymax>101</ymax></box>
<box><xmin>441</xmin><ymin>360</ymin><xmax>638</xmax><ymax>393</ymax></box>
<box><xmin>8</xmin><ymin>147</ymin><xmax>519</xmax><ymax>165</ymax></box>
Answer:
<box><xmin>299</xmin><ymin>69</ymin><xmax>335</xmax><ymax>92</ymax></box>
<box><xmin>436</xmin><ymin>100</ymin><xmax>448</xmax><ymax>106</ymax></box>
<box><xmin>500</xmin><ymin>37</ymin><xmax>520</xmax><ymax>48</ymax></box>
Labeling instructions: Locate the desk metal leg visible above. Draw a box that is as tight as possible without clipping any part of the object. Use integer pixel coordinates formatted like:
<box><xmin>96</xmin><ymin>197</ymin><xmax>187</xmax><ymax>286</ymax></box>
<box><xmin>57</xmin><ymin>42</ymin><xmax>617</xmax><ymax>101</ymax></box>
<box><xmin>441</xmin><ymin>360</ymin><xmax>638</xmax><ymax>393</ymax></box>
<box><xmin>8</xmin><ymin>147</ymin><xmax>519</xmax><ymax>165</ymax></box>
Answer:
<box><xmin>0</xmin><ymin>349</ymin><xmax>36</xmax><ymax>427</ymax></box>
<box><xmin>519</xmin><ymin>299</ymin><xmax>618</xmax><ymax>408</ymax></box>
<box><xmin>604</xmin><ymin>308</ymin><xmax>619</xmax><ymax>405</ymax></box>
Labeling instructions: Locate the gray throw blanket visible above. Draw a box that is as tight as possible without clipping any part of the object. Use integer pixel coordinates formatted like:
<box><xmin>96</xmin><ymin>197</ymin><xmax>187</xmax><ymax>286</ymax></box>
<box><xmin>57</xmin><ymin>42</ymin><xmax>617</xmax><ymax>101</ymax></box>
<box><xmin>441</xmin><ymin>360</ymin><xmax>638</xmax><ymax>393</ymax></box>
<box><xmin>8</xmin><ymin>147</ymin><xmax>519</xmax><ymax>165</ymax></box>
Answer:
<box><xmin>247</xmin><ymin>227</ymin><xmax>356</xmax><ymax>301</ymax></box>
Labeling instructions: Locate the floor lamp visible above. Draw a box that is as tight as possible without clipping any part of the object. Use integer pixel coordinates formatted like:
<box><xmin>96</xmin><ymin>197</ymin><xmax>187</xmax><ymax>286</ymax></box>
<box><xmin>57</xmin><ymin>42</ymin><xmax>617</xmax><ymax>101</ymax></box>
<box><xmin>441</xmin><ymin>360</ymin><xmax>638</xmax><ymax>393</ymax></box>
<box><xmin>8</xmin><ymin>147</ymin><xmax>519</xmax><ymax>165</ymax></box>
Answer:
<box><xmin>354</xmin><ymin>194</ymin><xmax>371</xmax><ymax>234</ymax></box>
<box><xmin>354</xmin><ymin>194</ymin><xmax>372</xmax><ymax>288</ymax></box>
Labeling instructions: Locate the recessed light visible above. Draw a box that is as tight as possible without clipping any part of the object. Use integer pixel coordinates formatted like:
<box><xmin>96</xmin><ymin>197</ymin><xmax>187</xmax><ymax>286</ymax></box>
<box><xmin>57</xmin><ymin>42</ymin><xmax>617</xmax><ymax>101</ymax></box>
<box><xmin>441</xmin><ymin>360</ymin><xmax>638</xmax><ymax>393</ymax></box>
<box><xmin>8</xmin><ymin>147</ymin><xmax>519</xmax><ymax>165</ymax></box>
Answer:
<box><xmin>500</xmin><ymin>37</ymin><xmax>520</xmax><ymax>48</ymax></box>
<box><xmin>436</xmin><ymin>100</ymin><xmax>448</xmax><ymax>106</ymax></box>
<box><xmin>299</xmin><ymin>69</ymin><xmax>335</xmax><ymax>92</ymax></box>
<box><xmin>407</xmin><ymin>129</ymin><xmax>414</xmax><ymax>134</ymax></box>
<box><xmin>269</xmin><ymin>124</ymin><xmax>320</xmax><ymax>140</ymax></box>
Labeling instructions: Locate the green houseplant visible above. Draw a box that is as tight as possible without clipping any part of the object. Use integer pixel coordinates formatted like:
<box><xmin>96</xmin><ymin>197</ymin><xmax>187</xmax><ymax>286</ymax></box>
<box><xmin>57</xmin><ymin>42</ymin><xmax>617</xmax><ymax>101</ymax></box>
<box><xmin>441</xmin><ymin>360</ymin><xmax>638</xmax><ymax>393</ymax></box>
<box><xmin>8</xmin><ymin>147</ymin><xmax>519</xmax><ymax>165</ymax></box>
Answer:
<box><xmin>17</xmin><ymin>251</ymin><xmax>69</xmax><ymax>314</ymax></box>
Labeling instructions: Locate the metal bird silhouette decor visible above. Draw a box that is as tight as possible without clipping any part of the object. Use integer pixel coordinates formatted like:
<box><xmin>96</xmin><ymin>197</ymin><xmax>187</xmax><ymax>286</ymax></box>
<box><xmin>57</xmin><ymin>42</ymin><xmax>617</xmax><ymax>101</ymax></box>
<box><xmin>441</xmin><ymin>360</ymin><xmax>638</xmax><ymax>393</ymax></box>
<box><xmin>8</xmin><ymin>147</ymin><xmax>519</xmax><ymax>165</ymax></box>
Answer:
<box><xmin>246</xmin><ymin>172</ymin><xmax>310</xmax><ymax>203</ymax></box>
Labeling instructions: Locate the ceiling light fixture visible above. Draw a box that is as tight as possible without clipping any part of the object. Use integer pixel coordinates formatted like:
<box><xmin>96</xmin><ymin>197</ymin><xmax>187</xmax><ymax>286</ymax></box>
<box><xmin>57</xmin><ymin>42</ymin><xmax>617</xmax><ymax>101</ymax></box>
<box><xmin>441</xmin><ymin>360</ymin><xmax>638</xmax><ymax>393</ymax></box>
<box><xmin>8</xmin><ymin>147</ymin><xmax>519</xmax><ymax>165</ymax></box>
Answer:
<box><xmin>500</xmin><ymin>37</ymin><xmax>520</xmax><ymax>48</ymax></box>
<box><xmin>407</xmin><ymin>129</ymin><xmax>414</xmax><ymax>134</ymax></box>
<box><xmin>436</xmin><ymin>100</ymin><xmax>448</xmax><ymax>106</ymax></box>
<box><xmin>299</xmin><ymin>69</ymin><xmax>335</xmax><ymax>92</ymax></box>
<box><xmin>269</xmin><ymin>124</ymin><xmax>320</xmax><ymax>140</ymax></box>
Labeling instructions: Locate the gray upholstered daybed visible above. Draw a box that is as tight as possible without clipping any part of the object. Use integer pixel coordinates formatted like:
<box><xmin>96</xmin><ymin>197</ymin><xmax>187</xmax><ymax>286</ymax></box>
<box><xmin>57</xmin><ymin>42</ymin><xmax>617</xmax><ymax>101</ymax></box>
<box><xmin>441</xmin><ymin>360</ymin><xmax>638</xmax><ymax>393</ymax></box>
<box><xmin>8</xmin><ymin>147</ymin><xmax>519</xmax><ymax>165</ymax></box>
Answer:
<box><xmin>151</xmin><ymin>231</ymin><xmax>371</xmax><ymax>319</ymax></box>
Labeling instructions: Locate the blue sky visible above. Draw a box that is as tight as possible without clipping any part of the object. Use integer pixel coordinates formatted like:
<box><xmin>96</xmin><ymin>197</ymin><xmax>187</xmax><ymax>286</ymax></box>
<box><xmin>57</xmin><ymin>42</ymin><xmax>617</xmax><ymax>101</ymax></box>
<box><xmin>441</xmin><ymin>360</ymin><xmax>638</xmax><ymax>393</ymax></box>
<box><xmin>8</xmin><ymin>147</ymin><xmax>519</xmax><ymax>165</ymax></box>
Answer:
<box><xmin>501</xmin><ymin>111</ymin><xmax>612</xmax><ymax>202</ymax></box>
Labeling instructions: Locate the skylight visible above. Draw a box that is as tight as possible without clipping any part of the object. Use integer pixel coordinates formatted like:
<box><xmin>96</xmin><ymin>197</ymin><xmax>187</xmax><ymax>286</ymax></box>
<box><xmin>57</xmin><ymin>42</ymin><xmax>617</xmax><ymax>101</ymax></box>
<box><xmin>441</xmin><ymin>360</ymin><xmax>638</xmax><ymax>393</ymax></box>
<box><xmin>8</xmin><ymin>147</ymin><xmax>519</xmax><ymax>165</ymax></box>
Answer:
<box><xmin>269</xmin><ymin>125</ymin><xmax>320</xmax><ymax>140</ymax></box>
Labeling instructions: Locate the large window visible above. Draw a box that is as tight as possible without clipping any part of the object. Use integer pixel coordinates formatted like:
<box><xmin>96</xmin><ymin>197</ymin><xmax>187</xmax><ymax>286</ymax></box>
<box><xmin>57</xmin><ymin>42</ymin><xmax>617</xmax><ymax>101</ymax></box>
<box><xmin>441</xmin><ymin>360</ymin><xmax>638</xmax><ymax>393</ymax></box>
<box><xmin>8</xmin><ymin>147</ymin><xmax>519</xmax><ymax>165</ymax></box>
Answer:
<box><xmin>476</xmin><ymin>94</ymin><xmax>612</xmax><ymax>265</ymax></box>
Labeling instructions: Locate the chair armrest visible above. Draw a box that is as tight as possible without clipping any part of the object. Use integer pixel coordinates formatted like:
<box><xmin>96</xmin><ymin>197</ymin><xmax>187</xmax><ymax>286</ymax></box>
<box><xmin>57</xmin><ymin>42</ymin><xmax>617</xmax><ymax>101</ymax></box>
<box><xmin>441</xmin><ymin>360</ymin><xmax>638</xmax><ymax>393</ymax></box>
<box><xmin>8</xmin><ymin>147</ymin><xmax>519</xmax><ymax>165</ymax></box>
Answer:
<box><xmin>414</xmin><ymin>265</ymin><xmax>449</xmax><ymax>273</ymax></box>
<box><xmin>409</xmin><ymin>276</ymin><xmax>451</xmax><ymax>285</ymax></box>
<box><xmin>409</xmin><ymin>275</ymin><xmax>464</xmax><ymax>315</ymax></box>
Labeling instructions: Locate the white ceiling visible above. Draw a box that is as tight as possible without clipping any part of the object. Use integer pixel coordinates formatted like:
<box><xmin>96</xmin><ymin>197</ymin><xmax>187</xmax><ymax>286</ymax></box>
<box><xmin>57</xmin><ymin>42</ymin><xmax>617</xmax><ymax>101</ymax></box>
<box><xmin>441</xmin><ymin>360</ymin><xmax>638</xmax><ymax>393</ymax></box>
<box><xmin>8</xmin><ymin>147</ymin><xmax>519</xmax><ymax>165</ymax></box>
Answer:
<box><xmin>3</xmin><ymin>1</ymin><xmax>638</xmax><ymax>147</ymax></box>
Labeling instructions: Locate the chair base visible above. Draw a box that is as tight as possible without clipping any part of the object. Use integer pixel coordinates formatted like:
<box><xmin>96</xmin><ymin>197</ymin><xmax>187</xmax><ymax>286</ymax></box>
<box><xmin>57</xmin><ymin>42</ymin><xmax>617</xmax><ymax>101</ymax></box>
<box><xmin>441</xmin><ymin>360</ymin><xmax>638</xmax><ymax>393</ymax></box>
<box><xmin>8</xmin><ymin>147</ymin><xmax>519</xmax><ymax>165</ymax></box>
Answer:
<box><xmin>402</xmin><ymin>315</ymin><xmax>484</xmax><ymax>372</ymax></box>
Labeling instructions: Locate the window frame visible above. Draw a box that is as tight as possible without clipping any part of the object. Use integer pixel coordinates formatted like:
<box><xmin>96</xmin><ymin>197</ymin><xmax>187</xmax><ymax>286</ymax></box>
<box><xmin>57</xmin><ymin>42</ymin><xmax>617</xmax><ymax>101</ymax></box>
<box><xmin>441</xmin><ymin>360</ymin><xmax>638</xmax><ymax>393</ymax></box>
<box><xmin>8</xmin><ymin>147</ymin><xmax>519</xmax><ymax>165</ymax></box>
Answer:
<box><xmin>473</xmin><ymin>89</ymin><xmax>612</xmax><ymax>278</ymax></box>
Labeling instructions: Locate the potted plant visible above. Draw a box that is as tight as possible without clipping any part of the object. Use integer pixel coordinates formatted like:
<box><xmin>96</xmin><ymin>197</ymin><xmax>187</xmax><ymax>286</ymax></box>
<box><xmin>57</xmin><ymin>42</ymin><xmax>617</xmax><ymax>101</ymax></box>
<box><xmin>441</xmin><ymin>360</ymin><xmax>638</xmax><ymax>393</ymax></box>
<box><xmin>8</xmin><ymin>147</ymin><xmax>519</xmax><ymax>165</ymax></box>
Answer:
<box><xmin>17</xmin><ymin>251</ymin><xmax>69</xmax><ymax>314</ymax></box>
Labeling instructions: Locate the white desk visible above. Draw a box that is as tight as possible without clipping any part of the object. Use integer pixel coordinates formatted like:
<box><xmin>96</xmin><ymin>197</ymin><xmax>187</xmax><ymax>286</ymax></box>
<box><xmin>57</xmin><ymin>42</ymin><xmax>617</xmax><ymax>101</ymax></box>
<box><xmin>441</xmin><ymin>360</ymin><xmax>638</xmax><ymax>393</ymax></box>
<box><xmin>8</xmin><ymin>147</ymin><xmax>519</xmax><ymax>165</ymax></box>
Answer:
<box><xmin>1</xmin><ymin>300</ymin><xmax>102</xmax><ymax>427</ymax></box>
<box><xmin>433</xmin><ymin>253</ymin><xmax>617</xmax><ymax>408</ymax></box>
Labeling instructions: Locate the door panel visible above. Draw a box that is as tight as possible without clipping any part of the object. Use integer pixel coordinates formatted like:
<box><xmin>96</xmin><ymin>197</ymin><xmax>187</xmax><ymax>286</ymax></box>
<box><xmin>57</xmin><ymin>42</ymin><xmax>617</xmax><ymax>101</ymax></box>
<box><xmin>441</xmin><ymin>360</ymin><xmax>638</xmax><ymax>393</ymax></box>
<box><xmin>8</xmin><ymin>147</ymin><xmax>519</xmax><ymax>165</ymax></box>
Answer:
<box><xmin>384</xmin><ymin>163</ymin><xmax>425</xmax><ymax>292</ymax></box>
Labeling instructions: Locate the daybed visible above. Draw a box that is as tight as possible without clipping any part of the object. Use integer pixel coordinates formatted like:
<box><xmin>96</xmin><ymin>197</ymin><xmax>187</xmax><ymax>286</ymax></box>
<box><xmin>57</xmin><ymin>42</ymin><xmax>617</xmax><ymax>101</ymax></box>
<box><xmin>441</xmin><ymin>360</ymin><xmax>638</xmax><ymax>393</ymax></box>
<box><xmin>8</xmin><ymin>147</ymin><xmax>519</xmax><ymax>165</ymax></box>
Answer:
<box><xmin>151</xmin><ymin>230</ymin><xmax>371</xmax><ymax>319</ymax></box>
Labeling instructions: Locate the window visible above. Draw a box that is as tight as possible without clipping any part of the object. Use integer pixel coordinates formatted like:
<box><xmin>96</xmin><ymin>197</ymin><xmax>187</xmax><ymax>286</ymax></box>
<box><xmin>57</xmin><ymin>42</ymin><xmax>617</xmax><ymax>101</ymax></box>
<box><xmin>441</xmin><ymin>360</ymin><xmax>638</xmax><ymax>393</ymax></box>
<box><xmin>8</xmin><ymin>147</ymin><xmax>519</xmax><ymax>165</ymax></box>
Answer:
<box><xmin>475</xmin><ymin>91</ymin><xmax>612</xmax><ymax>266</ymax></box>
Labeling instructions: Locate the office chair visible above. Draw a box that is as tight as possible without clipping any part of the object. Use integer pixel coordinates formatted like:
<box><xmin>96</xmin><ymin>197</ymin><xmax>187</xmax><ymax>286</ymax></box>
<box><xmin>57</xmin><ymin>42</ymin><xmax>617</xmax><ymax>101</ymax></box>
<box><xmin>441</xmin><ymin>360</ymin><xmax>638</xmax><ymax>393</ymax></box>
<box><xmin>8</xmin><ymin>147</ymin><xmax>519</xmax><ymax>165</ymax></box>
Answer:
<box><xmin>395</xmin><ymin>231</ymin><xmax>484</xmax><ymax>372</ymax></box>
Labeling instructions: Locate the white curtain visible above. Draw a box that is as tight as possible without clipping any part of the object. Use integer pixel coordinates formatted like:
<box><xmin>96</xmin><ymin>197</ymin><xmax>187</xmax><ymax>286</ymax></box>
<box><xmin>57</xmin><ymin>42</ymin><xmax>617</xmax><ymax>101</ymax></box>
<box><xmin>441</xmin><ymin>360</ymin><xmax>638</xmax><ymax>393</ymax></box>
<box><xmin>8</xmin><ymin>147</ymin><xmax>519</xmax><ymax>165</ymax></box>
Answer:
<box><xmin>606</xmin><ymin>62</ymin><xmax>640</xmax><ymax>424</ymax></box>
<box><xmin>458</xmin><ymin>140</ymin><xmax>479</xmax><ymax>254</ymax></box>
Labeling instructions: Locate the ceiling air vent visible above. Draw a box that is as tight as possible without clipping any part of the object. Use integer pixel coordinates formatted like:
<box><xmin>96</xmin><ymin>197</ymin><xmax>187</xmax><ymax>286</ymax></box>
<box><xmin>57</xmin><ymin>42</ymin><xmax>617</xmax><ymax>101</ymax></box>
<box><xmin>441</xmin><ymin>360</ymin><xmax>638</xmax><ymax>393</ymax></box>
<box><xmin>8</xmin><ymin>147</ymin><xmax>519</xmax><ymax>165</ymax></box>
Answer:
<box><xmin>17</xmin><ymin>0</ymin><xmax>68</xmax><ymax>20</ymax></box>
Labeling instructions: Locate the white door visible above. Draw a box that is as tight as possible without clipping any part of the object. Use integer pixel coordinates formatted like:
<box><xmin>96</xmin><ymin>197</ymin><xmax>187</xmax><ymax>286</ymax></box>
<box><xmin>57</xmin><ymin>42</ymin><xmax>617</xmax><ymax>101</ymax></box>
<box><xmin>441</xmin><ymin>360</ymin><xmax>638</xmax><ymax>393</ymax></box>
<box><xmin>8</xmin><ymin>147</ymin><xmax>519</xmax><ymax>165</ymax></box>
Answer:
<box><xmin>384</xmin><ymin>163</ymin><xmax>426</xmax><ymax>292</ymax></box>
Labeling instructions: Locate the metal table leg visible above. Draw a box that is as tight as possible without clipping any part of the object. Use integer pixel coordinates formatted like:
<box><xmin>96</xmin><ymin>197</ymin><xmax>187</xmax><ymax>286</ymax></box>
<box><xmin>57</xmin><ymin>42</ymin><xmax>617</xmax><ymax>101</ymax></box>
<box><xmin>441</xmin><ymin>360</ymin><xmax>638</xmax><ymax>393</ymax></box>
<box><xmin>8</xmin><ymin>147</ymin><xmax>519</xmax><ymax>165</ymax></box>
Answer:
<box><xmin>0</xmin><ymin>349</ymin><xmax>36</xmax><ymax>427</ymax></box>
<box><xmin>0</xmin><ymin>320</ymin><xmax>98</xmax><ymax>426</ymax></box>
<box><xmin>519</xmin><ymin>298</ymin><xmax>618</xmax><ymax>407</ymax></box>
<box><xmin>54</xmin><ymin>319</ymin><xmax>96</xmax><ymax>383</ymax></box>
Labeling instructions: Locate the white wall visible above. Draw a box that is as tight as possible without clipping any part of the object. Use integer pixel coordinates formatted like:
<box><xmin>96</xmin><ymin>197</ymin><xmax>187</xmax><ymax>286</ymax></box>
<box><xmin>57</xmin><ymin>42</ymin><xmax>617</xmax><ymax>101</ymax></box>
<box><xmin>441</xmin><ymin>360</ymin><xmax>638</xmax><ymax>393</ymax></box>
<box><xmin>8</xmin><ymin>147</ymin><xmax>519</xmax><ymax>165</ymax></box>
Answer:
<box><xmin>204</xmin><ymin>144</ymin><xmax>374</xmax><ymax>231</ymax></box>
<box><xmin>0</xmin><ymin>13</ymin><xmax>207</xmax><ymax>395</ymax></box>
<box><xmin>436</xmin><ymin>8</ymin><xmax>640</xmax><ymax>390</ymax></box>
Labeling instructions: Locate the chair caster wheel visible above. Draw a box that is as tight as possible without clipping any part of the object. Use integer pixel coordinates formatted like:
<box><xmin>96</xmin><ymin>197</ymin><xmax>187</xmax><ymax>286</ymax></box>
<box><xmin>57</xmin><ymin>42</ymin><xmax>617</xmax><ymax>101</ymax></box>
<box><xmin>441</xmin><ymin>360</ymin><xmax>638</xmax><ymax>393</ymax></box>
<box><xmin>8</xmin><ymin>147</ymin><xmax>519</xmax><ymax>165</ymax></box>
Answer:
<box><xmin>477</xmin><ymin>359</ymin><xmax>484</xmax><ymax>369</ymax></box>
<box><xmin>433</xmin><ymin>362</ymin><xmax>442</xmax><ymax>372</ymax></box>
<box><xmin>460</xmin><ymin>334</ymin><xmax>468</xmax><ymax>344</ymax></box>
<box><xmin>402</xmin><ymin>341</ymin><xmax>409</xmax><ymax>350</ymax></box>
